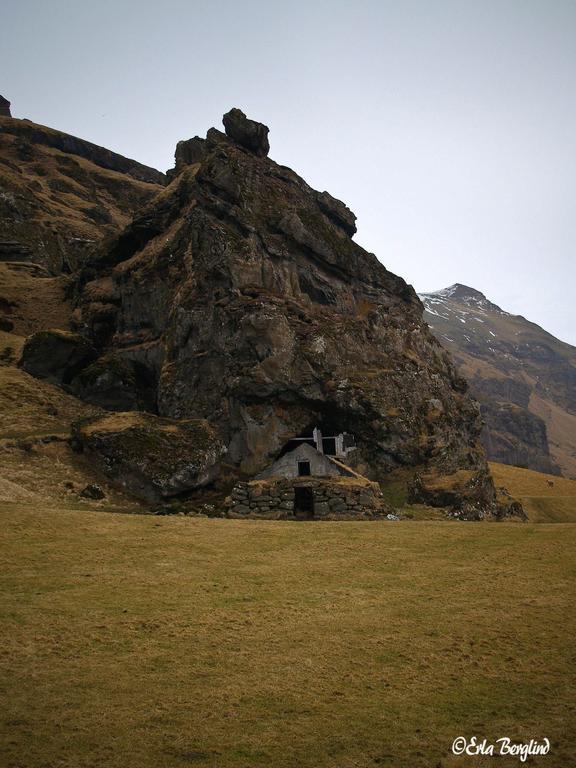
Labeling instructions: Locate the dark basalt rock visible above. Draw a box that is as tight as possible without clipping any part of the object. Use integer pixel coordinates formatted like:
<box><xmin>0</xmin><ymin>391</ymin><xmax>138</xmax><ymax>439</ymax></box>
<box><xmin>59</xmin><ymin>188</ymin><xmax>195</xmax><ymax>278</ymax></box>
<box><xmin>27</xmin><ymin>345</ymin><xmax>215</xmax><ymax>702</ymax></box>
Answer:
<box><xmin>0</xmin><ymin>95</ymin><xmax>10</xmax><ymax>118</ymax></box>
<box><xmin>19</xmin><ymin>329</ymin><xmax>97</xmax><ymax>385</ymax></box>
<box><xmin>480</xmin><ymin>401</ymin><xmax>561</xmax><ymax>476</ymax></box>
<box><xmin>408</xmin><ymin>468</ymin><xmax>499</xmax><ymax>519</ymax></box>
<box><xmin>79</xmin><ymin>483</ymin><xmax>105</xmax><ymax>500</ymax></box>
<box><xmin>0</xmin><ymin>240</ymin><xmax>35</xmax><ymax>263</ymax></box>
<box><xmin>75</xmin><ymin>109</ymin><xmax>493</xmax><ymax>510</ymax></box>
<box><xmin>69</xmin><ymin>353</ymin><xmax>156</xmax><ymax>412</ymax></box>
<box><xmin>72</xmin><ymin>412</ymin><xmax>226</xmax><ymax>502</ymax></box>
<box><xmin>166</xmin><ymin>136</ymin><xmax>207</xmax><ymax>182</ymax></box>
<box><xmin>316</xmin><ymin>191</ymin><xmax>357</xmax><ymax>237</ymax></box>
<box><xmin>222</xmin><ymin>108</ymin><xmax>270</xmax><ymax>157</ymax></box>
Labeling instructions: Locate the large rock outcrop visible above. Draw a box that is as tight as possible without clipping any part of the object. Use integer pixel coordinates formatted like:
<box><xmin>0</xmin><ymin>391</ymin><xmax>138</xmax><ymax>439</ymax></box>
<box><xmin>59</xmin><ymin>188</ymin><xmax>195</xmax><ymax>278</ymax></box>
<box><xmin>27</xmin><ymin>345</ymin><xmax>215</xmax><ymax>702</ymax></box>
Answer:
<box><xmin>222</xmin><ymin>108</ymin><xmax>270</xmax><ymax>157</ymax></box>
<box><xmin>72</xmin><ymin>412</ymin><xmax>226</xmax><ymax>501</ymax></box>
<box><xmin>73</xmin><ymin>110</ymin><xmax>492</xmax><ymax>507</ymax></box>
<box><xmin>19</xmin><ymin>329</ymin><xmax>97</xmax><ymax>385</ymax></box>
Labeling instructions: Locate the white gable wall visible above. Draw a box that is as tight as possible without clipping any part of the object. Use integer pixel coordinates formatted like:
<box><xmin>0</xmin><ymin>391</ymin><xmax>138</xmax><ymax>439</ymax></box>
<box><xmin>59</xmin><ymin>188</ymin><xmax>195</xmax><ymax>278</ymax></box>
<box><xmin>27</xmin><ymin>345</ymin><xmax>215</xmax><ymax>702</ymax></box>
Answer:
<box><xmin>256</xmin><ymin>442</ymin><xmax>344</xmax><ymax>480</ymax></box>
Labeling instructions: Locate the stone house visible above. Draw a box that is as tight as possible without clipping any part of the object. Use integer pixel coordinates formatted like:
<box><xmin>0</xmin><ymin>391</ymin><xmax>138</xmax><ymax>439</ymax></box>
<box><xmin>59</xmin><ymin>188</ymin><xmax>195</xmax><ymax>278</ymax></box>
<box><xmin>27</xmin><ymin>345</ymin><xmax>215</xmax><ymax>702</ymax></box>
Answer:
<box><xmin>226</xmin><ymin>442</ymin><xmax>390</xmax><ymax>520</ymax></box>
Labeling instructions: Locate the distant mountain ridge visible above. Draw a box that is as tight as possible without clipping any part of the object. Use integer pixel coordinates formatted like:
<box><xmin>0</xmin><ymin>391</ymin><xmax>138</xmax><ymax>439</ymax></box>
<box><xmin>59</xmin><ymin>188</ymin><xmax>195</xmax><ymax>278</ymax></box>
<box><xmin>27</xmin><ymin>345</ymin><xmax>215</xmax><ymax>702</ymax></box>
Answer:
<box><xmin>420</xmin><ymin>284</ymin><xmax>576</xmax><ymax>478</ymax></box>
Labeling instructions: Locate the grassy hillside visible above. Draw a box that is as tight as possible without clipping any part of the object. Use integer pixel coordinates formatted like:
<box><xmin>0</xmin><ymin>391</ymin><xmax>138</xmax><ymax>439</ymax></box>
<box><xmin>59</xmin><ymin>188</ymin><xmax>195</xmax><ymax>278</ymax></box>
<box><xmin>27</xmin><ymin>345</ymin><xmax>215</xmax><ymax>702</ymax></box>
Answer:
<box><xmin>0</xmin><ymin>265</ymin><xmax>142</xmax><ymax>512</ymax></box>
<box><xmin>0</xmin><ymin>356</ymin><xmax>142</xmax><ymax>510</ymax></box>
<box><xmin>1</xmin><ymin>506</ymin><xmax>575</xmax><ymax>768</ymax></box>
<box><xmin>490</xmin><ymin>461</ymin><xmax>576</xmax><ymax>522</ymax></box>
<box><xmin>0</xmin><ymin>116</ymin><xmax>162</xmax><ymax>274</ymax></box>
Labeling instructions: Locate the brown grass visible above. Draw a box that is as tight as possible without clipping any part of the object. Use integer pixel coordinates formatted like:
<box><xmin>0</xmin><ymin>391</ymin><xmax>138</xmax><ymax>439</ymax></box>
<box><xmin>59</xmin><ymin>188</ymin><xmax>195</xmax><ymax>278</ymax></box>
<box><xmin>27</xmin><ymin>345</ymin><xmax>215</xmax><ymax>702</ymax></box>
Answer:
<box><xmin>0</xmin><ymin>344</ymin><xmax>140</xmax><ymax>513</ymax></box>
<box><xmin>490</xmin><ymin>462</ymin><xmax>576</xmax><ymax>522</ymax></box>
<box><xmin>0</xmin><ymin>264</ymin><xmax>72</xmax><ymax>337</ymax></box>
<box><xmin>0</xmin><ymin>127</ymin><xmax>159</xmax><ymax>241</ymax></box>
<box><xmin>418</xmin><ymin>469</ymin><xmax>475</xmax><ymax>490</ymax></box>
<box><xmin>0</xmin><ymin>508</ymin><xmax>574</xmax><ymax>768</ymax></box>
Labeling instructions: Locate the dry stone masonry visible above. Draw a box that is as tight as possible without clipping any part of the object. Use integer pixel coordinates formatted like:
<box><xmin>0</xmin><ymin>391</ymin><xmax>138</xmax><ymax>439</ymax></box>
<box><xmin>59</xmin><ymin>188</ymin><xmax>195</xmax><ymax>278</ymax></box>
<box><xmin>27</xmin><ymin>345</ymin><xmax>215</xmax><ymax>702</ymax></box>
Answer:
<box><xmin>227</xmin><ymin>477</ymin><xmax>391</xmax><ymax>520</ymax></box>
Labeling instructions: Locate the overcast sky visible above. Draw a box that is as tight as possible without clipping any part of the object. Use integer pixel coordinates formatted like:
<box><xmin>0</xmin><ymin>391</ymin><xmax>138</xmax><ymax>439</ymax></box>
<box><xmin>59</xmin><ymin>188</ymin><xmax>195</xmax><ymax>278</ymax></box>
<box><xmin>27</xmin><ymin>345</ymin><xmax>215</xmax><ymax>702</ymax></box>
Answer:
<box><xmin>2</xmin><ymin>0</ymin><xmax>575</xmax><ymax>343</ymax></box>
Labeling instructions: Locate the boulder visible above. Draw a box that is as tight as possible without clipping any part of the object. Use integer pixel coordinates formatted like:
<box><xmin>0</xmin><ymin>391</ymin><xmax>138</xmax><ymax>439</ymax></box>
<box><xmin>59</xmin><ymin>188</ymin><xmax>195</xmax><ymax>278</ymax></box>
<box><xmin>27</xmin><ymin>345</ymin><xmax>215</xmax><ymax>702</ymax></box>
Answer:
<box><xmin>166</xmin><ymin>136</ymin><xmax>207</xmax><ymax>181</ymax></box>
<box><xmin>71</xmin><ymin>412</ymin><xmax>226</xmax><ymax>502</ymax></box>
<box><xmin>69</xmin><ymin>353</ymin><xmax>156</xmax><ymax>411</ymax></box>
<box><xmin>79</xmin><ymin>483</ymin><xmax>105</xmax><ymax>500</ymax></box>
<box><xmin>222</xmin><ymin>108</ymin><xmax>269</xmax><ymax>157</ymax></box>
<box><xmin>19</xmin><ymin>329</ymin><xmax>97</xmax><ymax>385</ymax></box>
<box><xmin>408</xmin><ymin>468</ymin><xmax>504</xmax><ymax>519</ymax></box>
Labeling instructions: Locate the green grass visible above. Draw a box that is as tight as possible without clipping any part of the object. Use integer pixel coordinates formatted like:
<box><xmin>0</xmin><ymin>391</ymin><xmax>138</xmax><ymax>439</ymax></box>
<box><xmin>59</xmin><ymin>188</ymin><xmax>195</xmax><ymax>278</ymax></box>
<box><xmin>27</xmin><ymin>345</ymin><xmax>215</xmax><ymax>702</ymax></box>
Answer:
<box><xmin>1</xmin><ymin>505</ymin><xmax>575</xmax><ymax>767</ymax></box>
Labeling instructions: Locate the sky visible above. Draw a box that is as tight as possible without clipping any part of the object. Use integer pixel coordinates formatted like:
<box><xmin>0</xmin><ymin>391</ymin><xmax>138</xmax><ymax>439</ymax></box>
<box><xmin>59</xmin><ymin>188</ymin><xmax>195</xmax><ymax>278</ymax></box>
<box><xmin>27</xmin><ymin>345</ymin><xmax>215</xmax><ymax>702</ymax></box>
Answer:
<box><xmin>2</xmin><ymin>0</ymin><xmax>576</xmax><ymax>343</ymax></box>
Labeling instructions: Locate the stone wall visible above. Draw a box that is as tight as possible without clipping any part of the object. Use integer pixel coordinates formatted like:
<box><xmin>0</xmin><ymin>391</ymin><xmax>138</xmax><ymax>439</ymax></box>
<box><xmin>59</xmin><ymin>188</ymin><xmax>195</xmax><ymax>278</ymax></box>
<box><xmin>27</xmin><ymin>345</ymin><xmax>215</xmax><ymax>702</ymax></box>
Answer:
<box><xmin>226</xmin><ymin>477</ymin><xmax>392</xmax><ymax>520</ymax></box>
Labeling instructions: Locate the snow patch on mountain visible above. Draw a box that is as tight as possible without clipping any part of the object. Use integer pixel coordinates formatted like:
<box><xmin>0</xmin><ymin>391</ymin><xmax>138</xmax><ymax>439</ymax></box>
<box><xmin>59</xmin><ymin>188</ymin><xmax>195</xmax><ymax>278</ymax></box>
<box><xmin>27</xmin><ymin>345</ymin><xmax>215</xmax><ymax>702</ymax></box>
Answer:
<box><xmin>419</xmin><ymin>283</ymin><xmax>507</xmax><ymax>315</ymax></box>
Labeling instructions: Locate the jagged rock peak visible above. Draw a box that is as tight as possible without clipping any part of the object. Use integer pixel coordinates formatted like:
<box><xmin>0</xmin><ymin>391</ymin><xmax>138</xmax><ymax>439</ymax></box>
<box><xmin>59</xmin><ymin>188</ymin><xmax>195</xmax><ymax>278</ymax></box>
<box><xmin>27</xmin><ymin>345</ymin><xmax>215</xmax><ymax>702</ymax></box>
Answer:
<box><xmin>166</xmin><ymin>108</ymin><xmax>270</xmax><ymax>181</ymax></box>
<box><xmin>167</xmin><ymin>111</ymin><xmax>356</xmax><ymax>235</ymax></box>
<box><xmin>222</xmin><ymin>107</ymin><xmax>270</xmax><ymax>157</ymax></box>
<box><xmin>0</xmin><ymin>95</ymin><xmax>11</xmax><ymax>118</ymax></box>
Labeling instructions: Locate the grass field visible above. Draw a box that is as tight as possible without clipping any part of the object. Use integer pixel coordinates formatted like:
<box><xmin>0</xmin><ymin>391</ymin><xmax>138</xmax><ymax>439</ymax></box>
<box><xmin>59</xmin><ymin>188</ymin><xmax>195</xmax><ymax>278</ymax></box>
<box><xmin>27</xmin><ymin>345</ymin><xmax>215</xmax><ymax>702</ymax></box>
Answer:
<box><xmin>490</xmin><ymin>462</ymin><xmax>576</xmax><ymax>522</ymax></box>
<box><xmin>1</xmin><ymin>504</ymin><xmax>575</xmax><ymax>768</ymax></box>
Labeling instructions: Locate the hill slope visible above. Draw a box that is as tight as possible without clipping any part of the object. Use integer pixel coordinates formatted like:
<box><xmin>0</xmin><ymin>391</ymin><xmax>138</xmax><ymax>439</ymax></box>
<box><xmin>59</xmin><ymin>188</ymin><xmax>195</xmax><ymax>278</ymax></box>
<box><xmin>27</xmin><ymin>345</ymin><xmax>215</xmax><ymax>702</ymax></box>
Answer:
<box><xmin>0</xmin><ymin>115</ymin><xmax>164</xmax><ymax>274</ymax></box>
<box><xmin>420</xmin><ymin>284</ymin><xmax>576</xmax><ymax>478</ymax></box>
<box><xmin>0</xmin><ymin>111</ymin><xmax>168</xmax><ymax>511</ymax></box>
<box><xmin>490</xmin><ymin>462</ymin><xmax>576</xmax><ymax>522</ymax></box>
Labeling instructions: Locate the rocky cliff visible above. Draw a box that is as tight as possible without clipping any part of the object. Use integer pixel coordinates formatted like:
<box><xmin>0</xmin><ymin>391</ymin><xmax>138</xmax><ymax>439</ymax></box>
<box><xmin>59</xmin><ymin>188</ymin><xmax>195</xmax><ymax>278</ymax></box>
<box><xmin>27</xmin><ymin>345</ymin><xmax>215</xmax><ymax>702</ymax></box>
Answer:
<box><xmin>59</xmin><ymin>109</ymin><xmax>493</xmax><ymax>511</ymax></box>
<box><xmin>420</xmin><ymin>284</ymin><xmax>576</xmax><ymax>478</ymax></box>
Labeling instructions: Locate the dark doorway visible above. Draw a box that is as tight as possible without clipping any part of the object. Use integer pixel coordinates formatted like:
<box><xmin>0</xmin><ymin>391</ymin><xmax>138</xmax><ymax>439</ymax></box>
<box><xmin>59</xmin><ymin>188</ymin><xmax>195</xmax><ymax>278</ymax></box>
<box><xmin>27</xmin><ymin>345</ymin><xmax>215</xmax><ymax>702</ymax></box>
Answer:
<box><xmin>322</xmin><ymin>437</ymin><xmax>336</xmax><ymax>456</ymax></box>
<box><xmin>294</xmin><ymin>487</ymin><xmax>314</xmax><ymax>520</ymax></box>
<box><xmin>298</xmin><ymin>460</ymin><xmax>311</xmax><ymax>476</ymax></box>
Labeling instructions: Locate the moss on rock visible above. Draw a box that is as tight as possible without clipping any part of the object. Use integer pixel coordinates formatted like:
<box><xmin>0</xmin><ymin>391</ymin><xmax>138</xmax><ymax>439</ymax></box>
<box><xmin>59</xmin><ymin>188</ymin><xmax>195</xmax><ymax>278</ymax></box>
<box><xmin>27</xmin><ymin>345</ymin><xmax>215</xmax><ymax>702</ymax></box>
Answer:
<box><xmin>72</xmin><ymin>412</ymin><xmax>226</xmax><ymax>502</ymax></box>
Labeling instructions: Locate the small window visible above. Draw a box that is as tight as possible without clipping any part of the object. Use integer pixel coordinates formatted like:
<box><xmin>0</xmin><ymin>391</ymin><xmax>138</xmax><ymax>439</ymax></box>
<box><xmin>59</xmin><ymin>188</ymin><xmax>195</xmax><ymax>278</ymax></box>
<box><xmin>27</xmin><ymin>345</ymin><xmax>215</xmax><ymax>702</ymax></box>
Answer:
<box><xmin>298</xmin><ymin>461</ymin><xmax>311</xmax><ymax>476</ymax></box>
<box><xmin>322</xmin><ymin>437</ymin><xmax>336</xmax><ymax>456</ymax></box>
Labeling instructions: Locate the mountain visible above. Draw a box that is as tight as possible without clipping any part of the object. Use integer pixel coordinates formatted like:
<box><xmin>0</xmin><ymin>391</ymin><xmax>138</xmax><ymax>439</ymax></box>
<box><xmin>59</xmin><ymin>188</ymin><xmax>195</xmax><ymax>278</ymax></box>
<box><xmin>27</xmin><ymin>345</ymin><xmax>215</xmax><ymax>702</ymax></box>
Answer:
<box><xmin>3</xmin><ymin>106</ymin><xmax>532</xmax><ymax>516</ymax></box>
<box><xmin>0</xmin><ymin>114</ymin><xmax>164</xmax><ymax>274</ymax></box>
<box><xmin>10</xmin><ymin>108</ymin><xmax>502</xmax><ymax>515</ymax></box>
<box><xmin>420</xmin><ymin>284</ymin><xmax>576</xmax><ymax>478</ymax></box>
